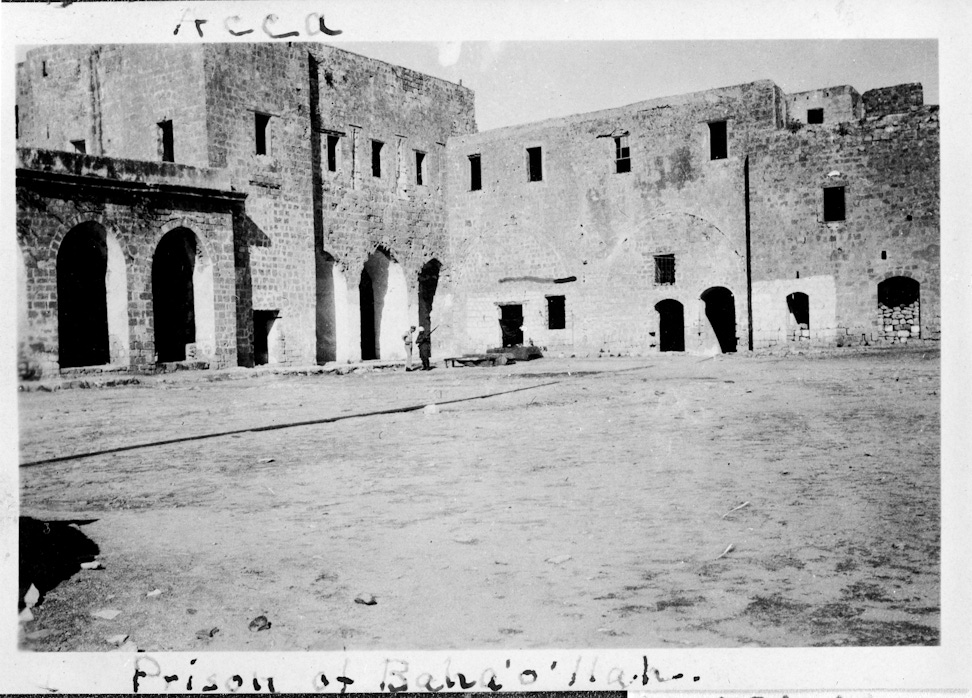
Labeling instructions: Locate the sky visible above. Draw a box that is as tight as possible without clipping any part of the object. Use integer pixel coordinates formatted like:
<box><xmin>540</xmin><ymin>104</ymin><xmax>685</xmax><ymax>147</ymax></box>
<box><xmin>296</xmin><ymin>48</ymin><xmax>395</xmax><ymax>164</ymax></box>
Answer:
<box><xmin>334</xmin><ymin>40</ymin><xmax>938</xmax><ymax>132</ymax></box>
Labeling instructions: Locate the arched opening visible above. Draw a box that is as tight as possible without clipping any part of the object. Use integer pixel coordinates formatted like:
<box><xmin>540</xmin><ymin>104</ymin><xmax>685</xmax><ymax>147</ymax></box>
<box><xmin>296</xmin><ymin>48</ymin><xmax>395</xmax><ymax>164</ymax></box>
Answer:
<box><xmin>655</xmin><ymin>299</ymin><xmax>684</xmax><ymax>352</ymax></box>
<box><xmin>877</xmin><ymin>276</ymin><xmax>920</xmax><ymax>341</ymax></box>
<box><xmin>152</xmin><ymin>228</ymin><xmax>214</xmax><ymax>363</ymax></box>
<box><xmin>359</xmin><ymin>248</ymin><xmax>408</xmax><ymax>360</ymax></box>
<box><xmin>701</xmin><ymin>286</ymin><xmax>737</xmax><ymax>353</ymax></box>
<box><xmin>56</xmin><ymin>222</ymin><xmax>114</xmax><ymax>368</ymax></box>
<box><xmin>418</xmin><ymin>258</ymin><xmax>441</xmax><ymax>334</ymax></box>
<box><xmin>786</xmin><ymin>292</ymin><xmax>810</xmax><ymax>341</ymax></box>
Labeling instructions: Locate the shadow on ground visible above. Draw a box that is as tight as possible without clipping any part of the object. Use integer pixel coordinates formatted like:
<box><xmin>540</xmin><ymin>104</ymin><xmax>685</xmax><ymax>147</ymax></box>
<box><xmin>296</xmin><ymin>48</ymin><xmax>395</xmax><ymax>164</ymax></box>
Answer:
<box><xmin>19</xmin><ymin>516</ymin><xmax>100</xmax><ymax>609</ymax></box>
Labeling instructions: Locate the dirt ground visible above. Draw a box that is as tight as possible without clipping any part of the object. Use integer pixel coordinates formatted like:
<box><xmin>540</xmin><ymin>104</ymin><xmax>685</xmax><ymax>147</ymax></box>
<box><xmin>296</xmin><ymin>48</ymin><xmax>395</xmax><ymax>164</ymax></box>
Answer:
<box><xmin>17</xmin><ymin>348</ymin><xmax>940</xmax><ymax>651</ymax></box>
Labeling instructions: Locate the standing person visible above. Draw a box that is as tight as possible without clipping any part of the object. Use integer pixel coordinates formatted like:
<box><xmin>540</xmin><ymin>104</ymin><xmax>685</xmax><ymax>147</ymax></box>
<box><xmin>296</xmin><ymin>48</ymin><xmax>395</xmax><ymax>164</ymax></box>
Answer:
<box><xmin>416</xmin><ymin>325</ymin><xmax>432</xmax><ymax>371</ymax></box>
<box><xmin>403</xmin><ymin>325</ymin><xmax>416</xmax><ymax>371</ymax></box>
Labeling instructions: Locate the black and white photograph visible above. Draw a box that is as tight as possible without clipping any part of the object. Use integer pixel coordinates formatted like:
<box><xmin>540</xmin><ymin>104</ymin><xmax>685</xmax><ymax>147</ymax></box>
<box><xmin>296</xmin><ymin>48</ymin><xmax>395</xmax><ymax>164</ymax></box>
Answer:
<box><xmin>2</xmin><ymin>0</ymin><xmax>969</xmax><ymax>693</ymax></box>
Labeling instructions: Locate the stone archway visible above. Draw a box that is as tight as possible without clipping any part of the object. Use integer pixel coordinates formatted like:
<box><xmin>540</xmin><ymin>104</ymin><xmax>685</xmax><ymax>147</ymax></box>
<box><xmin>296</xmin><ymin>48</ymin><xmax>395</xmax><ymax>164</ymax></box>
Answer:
<box><xmin>786</xmin><ymin>292</ymin><xmax>810</xmax><ymax>342</ymax></box>
<box><xmin>317</xmin><ymin>250</ymin><xmax>348</xmax><ymax>363</ymax></box>
<box><xmin>877</xmin><ymin>276</ymin><xmax>920</xmax><ymax>342</ymax></box>
<box><xmin>655</xmin><ymin>299</ymin><xmax>685</xmax><ymax>352</ymax></box>
<box><xmin>56</xmin><ymin>222</ymin><xmax>128</xmax><ymax>368</ymax></box>
<box><xmin>701</xmin><ymin>286</ymin><xmax>737</xmax><ymax>353</ymax></box>
<box><xmin>152</xmin><ymin>227</ymin><xmax>215</xmax><ymax>363</ymax></box>
<box><xmin>359</xmin><ymin>248</ymin><xmax>408</xmax><ymax>360</ymax></box>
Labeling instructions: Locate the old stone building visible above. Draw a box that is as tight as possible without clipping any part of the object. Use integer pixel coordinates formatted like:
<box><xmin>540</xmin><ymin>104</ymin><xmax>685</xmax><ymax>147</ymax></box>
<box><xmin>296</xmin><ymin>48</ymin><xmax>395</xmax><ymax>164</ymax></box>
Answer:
<box><xmin>15</xmin><ymin>44</ymin><xmax>938</xmax><ymax>376</ymax></box>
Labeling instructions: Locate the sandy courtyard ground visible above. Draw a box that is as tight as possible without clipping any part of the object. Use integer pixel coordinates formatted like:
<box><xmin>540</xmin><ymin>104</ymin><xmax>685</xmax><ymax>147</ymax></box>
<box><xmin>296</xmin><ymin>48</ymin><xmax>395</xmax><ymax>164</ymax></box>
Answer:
<box><xmin>17</xmin><ymin>348</ymin><xmax>940</xmax><ymax>651</ymax></box>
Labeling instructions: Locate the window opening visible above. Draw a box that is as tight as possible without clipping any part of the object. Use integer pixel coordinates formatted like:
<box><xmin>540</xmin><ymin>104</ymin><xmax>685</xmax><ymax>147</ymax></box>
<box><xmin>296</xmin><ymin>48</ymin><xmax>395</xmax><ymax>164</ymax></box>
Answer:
<box><xmin>547</xmin><ymin>296</ymin><xmax>566</xmax><ymax>330</ymax></box>
<box><xmin>371</xmin><ymin>140</ymin><xmax>383</xmax><ymax>178</ymax></box>
<box><xmin>326</xmin><ymin>134</ymin><xmax>339</xmax><ymax>172</ymax></box>
<box><xmin>709</xmin><ymin>120</ymin><xmax>727</xmax><ymax>160</ymax></box>
<box><xmin>881</xmin><ymin>250</ymin><xmax>887</xmax><ymax>260</ymax></box>
<box><xmin>614</xmin><ymin>135</ymin><xmax>631</xmax><ymax>173</ymax></box>
<box><xmin>71</xmin><ymin>139</ymin><xmax>86</xmax><ymax>154</ymax></box>
<box><xmin>469</xmin><ymin>154</ymin><xmax>482</xmax><ymax>191</ymax></box>
<box><xmin>415</xmin><ymin>151</ymin><xmax>425</xmax><ymax>186</ymax></box>
<box><xmin>527</xmin><ymin>147</ymin><xmax>543</xmax><ymax>182</ymax></box>
<box><xmin>654</xmin><ymin>254</ymin><xmax>676</xmax><ymax>285</ymax></box>
<box><xmin>158</xmin><ymin>120</ymin><xmax>174</xmax><ymax>162</ymax></box>
<box><xmin>42</xmin><ymin>60</ymin><xmax>48</xmax><ymax>77</ymax></box>
<box><xmin>807</xmin><ymin>108</ymin><xmax>824</xmax><ymax>124</ymax></box>
<box><xmin>254</xmin><ymin>113</ymin><xmax>271</xmax><ymax>155</ymax></box>
<box><xmin>823</xmin><ymin>186</ymin><xmax>845</xmax><ymax>221</ymax></box>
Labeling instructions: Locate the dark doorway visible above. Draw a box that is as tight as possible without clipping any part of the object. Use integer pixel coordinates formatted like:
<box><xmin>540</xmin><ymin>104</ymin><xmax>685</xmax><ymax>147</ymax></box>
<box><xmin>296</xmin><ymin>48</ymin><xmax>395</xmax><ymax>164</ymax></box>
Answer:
<box><xmin>786</xmin><ymin>292</ymin><xmax>810</xmax><ymax>341</ymax></box>
<box><xmin>253</xmin><ymin>310</ymin><xmax>278</xmax><ymax>365</ymax></box>
<box><xmin>655</xmin><ymin>299</ymin><xmax>684</xmax><ymax>352</ymax></box>
<box><xmin>418</xmin><ymin>259</ymin><xmax>441</xmax><ymax>333</ymax></box>
<box><xmin>499</xmin><ymin>304</ymin><xmax>523</xmax><ymax>347</ymax></box>
<box><xmin>701</xmin><ymin>286</ymin><xmax>737</xmax><ymax>353</ymax></box>
<box><xmin>57</xmin><ymin>223</ymin><xmax>110</xmax><ymax>368</ymax></box>
<box><xmin>152</xmin><ymin>229</ymin><xmax>197</xmax><ymax>363</ymax></box>
<box><xmin>360</xmin><ymin>268</ymin><xmax>376</xmax><ymax>359</ymax></box>
<box><xmin>316</xmin><ymin>251</ymin><xmax>338</xmax><ymax>363</ymax></box>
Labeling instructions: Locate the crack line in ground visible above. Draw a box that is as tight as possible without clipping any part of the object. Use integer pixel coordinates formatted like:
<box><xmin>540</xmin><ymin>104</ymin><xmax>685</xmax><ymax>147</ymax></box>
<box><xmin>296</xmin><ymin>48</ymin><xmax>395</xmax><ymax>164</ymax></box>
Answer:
<box><xmin>19</xmin><ymin>380</ymin><xmax>562</xmax><ymax>468</ymax></box>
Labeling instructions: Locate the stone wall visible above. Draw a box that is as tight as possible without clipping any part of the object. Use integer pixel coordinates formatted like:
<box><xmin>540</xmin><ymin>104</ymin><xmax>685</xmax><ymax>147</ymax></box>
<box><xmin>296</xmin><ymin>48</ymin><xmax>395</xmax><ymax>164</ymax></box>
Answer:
<box><xmin>16</xmin><ymin>148</ymin><xmax>240</xmax><ymax>377</ymax></box>
<box><xmin>441</xmin><ymin>81</ymin><xmax>783</xmax><ymax>356</ymax></box>
<box><xmin>748</xmin><ymin>101</ymin><xmax>939</xmax><ymax>347</ymax></box>
<box><xmin>785</xmin><ymin>85</ymin><xmax>862</xmax><ymax>126</ymax></box>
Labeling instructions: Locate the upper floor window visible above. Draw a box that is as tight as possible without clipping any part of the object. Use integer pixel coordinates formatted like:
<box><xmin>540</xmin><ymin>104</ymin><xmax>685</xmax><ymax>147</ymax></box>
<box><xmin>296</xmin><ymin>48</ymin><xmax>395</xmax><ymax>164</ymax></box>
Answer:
<box><xmin>823</xmin><ymin>186</ymin><xmax>845</xmax><ymax>221</ymax></box>
<box><xmin>415</xmin><ymin>151</ymin><xmax>426</xmax><ymax>186</ymax></box>
<box><xmin>708</xmin><ymin>120</ymin><xmax>727</xmax><ymax>160</ymax></box>
<box><xmin>615</xmin><ymin>135</ymin><xmax>631</xmax><ymax>173</ymax></box>
<box><xmin>158</xmin><ymin>120</ymin><xmax>174</xmax><ymax>162</ymax></box>
<box><xmin>371</xmin><ymin>140</ymin><xmax>383</xmax><ymax>178</ymax></box>
<box><xmin>326</xmin><ymin>134</ymin><xmax>339</xmax><ymax>172</ymax></box>
<box><xmin>254</xmin><ymin>113</ymin><xmax>271</xmax><ymax>155</ymax></box>
<box><xmin>654</xmin><ymin>254</ymin><xmax>676</xmax><ymax>285</ymax></box>
<box><xmin>807</xmin><ymin>108</ymin><xmax>824</xmax><ymax>124</ymax></box>
<box><xmin>469</xmin><ymin>154</ymin><xmax>482</xmax><ymax>191</ymax></box>
<box><xmin>527</xmin><ymin>146</ymin><xmax>543</xmax><ymax>182</ymax></box>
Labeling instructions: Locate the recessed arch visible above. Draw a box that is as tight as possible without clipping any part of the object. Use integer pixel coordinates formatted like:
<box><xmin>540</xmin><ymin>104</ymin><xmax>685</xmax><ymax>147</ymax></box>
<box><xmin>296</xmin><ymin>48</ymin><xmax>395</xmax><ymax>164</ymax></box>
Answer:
<box><xmin>418</xmin><ymin>258</ymin><xmax>442</xmax><ymax>333</ymax></box>
<box><xmin>786</xmin><ymin>292</ymin><xmax>810</xmax><ymax>341</ymax></box>
<box><xmin>654</xmin><ymin>298</ymin><xmax>684</xmax><ymax>352</ymax></box>
<box><xmin>877</xmin><ymin>276</ymin><xmax>920</xmax><ymax>342</ymax></box>
<box><xmin>359</xmin><ymin>247</ymin><xmax>408</xmax><ymax>360</ymax></box>
<box><xmin>316</xmin><ymin>250</ymin><xmax>350</xmax><ymax>363</ymax></box>
<box><xmin>56</xmin><ymin>221</ymin><xmax>129</xmax><ymax>368</ymax></box>
<box><xmin>701</xmin><ymin>286</ymin><xmax>737</xmax><ymax>353</ymax></box>
<box><xmin>152</xmin><ymin>227</ymin><xmax>215</xmax><ymax>363</ymax></box>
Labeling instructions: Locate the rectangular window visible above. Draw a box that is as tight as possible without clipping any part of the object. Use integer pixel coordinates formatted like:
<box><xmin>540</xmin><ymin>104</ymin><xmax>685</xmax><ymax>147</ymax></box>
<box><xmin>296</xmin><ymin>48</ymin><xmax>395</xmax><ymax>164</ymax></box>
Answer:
<box><xmin>371</xmin><ymin>140</ymin><xmax>383</xmax><ymax>178</ymax></box>
<box><xmin>70</xmin><ymin>139</ymin><xmax>86</xmax><ymax>154</ymax></box>
<box><xmin>614</xmin><ymin>135</ymin><xmax>631</xmax><ymax>173</ymax></box>
<box><xmin>42</xmin><ymin>60</ymin><xmax>48</xmax><ymax>77</ymax></box>
<box><xmin>823</xmin><ymin>186</ymin><xmax>846</xmax><ymax>221</ymax></box>
<box><xmin>807</xmin><ymin>108</ymin><xmax>824</xmax><ymax>124</ymax></box>
<box><xmin>326</xmin><ymin>134</ymin><xmax>339</xmax><ymax>172</ymax></box>
<box><xmin>547</xmin><ymin>295</ymin><xmax>566</xmax><ymax>330</ymax></box>
<box><xmin>527</xmin><ymin>146</ymin><xmax>543</xmax><ymax>182</ymax></box>
<box><xmin>709</xmin><ymin>120</ymin><xmax>727</xmax><ymax>160</ymax></box>
<box><xmin>415</xmin><ymin>151</ymin><xmax>425</xmax><ymax>186</ymax></box>
<box><xmin>469</xmin><ymin>154</ymin><xmax>482</xmax><ymax>191</ymax></box>
<box><xmin>158</xmin><ymin>120</ymin><xmax>174</xmax><ymax>162</ymax></box>
<box><xmin>654</xmin><ymin>254</ymin><xmax>676</xmax><ymax>285</ymax></box>
<box><xmin>255</xmin><ymin>113</ymin><xmax>271</xmax><ymax>155</ymax></box>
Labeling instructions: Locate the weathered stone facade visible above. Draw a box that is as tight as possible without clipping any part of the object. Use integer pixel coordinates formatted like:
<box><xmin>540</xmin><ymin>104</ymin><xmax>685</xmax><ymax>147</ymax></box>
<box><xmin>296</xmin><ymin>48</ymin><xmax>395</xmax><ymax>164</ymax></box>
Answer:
<box><xmin>15</xmin><ymin>44</ymin><xmax>938</xmax><ymax>375</ymax></box>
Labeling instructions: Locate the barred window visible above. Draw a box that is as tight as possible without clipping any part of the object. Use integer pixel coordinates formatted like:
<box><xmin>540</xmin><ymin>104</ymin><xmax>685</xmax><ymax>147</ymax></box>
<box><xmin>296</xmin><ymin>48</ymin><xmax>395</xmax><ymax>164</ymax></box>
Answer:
<box><xmin>654</xmin><ymin>254</ymin><xmax>676</xmax><ymax>285</ymax></box>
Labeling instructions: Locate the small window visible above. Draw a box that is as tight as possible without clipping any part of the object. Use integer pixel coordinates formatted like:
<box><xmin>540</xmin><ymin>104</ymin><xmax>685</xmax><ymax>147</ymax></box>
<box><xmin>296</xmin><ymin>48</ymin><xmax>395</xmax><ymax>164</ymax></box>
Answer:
<box><xmin>326</xmin><ymin>134</ymin><xmax>339</xmax><ymax>172</ymax></box>
<box><xmin>371</xmin><ymin>140</ymin><xmax>383</xmax><ymax>178</ymax></box>
<box><xmin>881</xmin><ymin>250</ymin><xmax>887</xmax><ymax>260</ymax></box>
<box><xmin>654</xmin><ymin>254</ymin><xmax>676</xmax><ymax>285</ymax></box>
<box><xmin>70</xmin><ymin>139</ymin><xmax>86</xmax><ymax>154</ymax></box>
<box><xmin>547</xmin><ymin>296</ymin><xmax>566</xmax><ymax>330</ymax></box>
<box><xmin>255</xmin><ymin>113</ymin><xmax>271</xmax><ymax>155</ymax></box>
<box><xmin>158</xmin><ymin>120</ymin><xmax>174</xmax><ymax>162</ymax></box>
<box><xmin>469</xmin><ymin>154</ymin><xmax>482</xmax><ymax>191</ymax></box>
<box><xmin>614</xmin><ymin>135</ymin><xmax>631</xmax><ymax>173</ymax></box>
<box><xmin>807</xmin><ymin>108</ymin><xmax>824</xmax><ymax>124</ymax></box>
<box><xmin>823</xmin><ymin>186</ymin><xmax>846</xmax><ymax>222</ymax></box>
<box><xmin>527</xmin><ymin>146</ymin><xmax>543</xmax><ymax>182</ymax></box>
<box><xmin>709</xmin><ymin>120</ymin><xmax>727</xmax><ymax>160</ymax></box>
<box><xmin>415</xmin><ymin>151</ymin><xmax>425</xmax><ymax>186</ymax></box>
<box><xmin>42</xmin><ymin>60</ymin><xmax>48</xmax><ymax>77</ymax></box>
